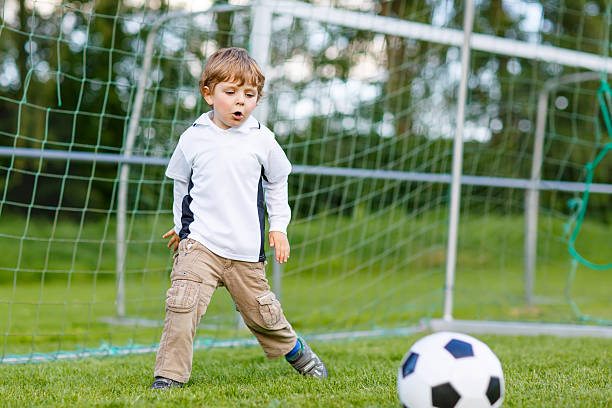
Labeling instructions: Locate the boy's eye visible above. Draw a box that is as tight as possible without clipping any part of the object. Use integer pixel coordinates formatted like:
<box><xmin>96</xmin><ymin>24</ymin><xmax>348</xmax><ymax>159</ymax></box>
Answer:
<box><xmin>225</xmin><ymin>91</ymin><xmax>234</xmax><ymax>95</ymax></box>
<box><xmin>246</xmin><ymin>93</ymin><xmax>255</xmax><ymax>98</ymax></box>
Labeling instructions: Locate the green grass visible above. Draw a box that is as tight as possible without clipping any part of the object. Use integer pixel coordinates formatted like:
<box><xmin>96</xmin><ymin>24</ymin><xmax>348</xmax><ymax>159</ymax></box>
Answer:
<box><xmin>0</xmin><ymin>335</ymin><xmax>610</xmax><ymax>407</ymax></box>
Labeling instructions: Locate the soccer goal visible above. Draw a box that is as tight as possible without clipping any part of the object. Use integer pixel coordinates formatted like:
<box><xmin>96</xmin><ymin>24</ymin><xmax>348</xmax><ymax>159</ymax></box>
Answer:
<box><xmin>1</xmin><ymin>0</ymin><xmax>611</xmax><ymax>363</ymax></box>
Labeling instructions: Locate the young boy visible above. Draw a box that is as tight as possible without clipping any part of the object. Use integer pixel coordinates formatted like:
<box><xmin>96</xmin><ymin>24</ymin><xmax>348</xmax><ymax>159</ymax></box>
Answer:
<box><xmin>150</xmin><ymin>47</ymin><xmax>328</xmax><ymax>389</ymax></box>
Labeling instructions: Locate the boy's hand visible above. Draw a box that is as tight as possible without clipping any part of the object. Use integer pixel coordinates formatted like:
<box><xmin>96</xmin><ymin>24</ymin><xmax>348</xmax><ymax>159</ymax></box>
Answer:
<box><xmin>163</xmin><ymin>228</ymin><xmax>180</xmax><ymax>252</ymax></box>
<box><xmin>269</xmin><ymin>231</ymin><xmax>290</xmax><ymax>264</ymax></box>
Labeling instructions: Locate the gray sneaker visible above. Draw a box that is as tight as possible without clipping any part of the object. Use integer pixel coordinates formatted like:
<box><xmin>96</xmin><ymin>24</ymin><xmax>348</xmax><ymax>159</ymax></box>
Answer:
<box><xmin>150</xmin><ymin>376</ymin><xmax>184</xmax><ymax>389</ymax></box>
<box><xmin>286</xmin><ymin>338</ymin><xmax>328</xmax><ymax>378</ymax></box>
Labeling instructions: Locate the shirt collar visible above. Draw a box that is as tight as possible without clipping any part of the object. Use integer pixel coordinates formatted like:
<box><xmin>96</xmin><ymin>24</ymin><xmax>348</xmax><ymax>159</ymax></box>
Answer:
<box><xmin>193</xmin><ymin>111</ymin><xmax>260</xmax><ymax>134</ymax></box>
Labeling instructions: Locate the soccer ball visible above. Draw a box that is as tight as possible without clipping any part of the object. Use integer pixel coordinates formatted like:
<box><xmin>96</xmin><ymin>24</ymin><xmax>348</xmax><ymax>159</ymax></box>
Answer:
<box><xmin>397</xmin><ymin>332</ymin><xmax>504</xmax><ymax>408</ymax></box>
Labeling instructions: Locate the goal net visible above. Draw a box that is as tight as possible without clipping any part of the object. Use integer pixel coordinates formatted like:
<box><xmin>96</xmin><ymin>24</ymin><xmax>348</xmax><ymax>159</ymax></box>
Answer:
<box><xmin>0</xmin><ymin>0</ymin><xmax>610</xmax><ymax>363</ymax></box>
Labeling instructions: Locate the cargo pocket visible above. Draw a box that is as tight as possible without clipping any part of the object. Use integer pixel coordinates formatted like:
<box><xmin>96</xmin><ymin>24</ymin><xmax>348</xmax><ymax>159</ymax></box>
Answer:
<box><xmin>256</xmin><ymin>292</ymin><xmax>281</xmax><ymax>328</ymax></box>
<box><xmin>166</xmin><ymin>278</ymin><xmax>201</xmax><ymax>313</ymax></box>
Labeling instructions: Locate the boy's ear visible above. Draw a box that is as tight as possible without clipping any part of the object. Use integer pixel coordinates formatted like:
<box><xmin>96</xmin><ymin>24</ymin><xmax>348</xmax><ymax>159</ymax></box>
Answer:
<box><xmin>201</xmin><ymin>86</ymin><xmax>213</xmax><ymax>106</ymax></box>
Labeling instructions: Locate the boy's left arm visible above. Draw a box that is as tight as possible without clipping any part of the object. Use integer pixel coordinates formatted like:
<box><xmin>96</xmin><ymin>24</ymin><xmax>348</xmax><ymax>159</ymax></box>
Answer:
<box><xmin>263</xmin><ymin>177</ymin><xmax>291</xmax><ymax>264</ymax></box>
<box><xmin>263</xmin><ymin>137</ymin><xmax>292</xmax><ymax>264</ymax></box>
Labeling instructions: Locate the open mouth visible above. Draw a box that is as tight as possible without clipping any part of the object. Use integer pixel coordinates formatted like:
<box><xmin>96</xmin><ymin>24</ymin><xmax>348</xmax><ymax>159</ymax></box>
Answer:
<box><xmin>232</xmin><ymin>111</ymin><xmax>243</xmax><ymax>120</ymax></box>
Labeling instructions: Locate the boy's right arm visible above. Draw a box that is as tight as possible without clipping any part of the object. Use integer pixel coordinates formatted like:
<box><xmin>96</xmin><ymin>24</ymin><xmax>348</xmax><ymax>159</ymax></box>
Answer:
<box><xmin>172</xmin><ymin>178</ymin><xmax>188</xmax><ymax>234</ymax></box>
<box><xmin>164</xmin><ymin>139</ymin><xmax>191</xmax><ymax>252</ymax></box>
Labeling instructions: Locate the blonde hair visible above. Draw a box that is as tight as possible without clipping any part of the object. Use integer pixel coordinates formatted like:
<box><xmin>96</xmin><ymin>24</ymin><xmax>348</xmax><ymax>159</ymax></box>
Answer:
<box><xmin>199</xmin><ymin>47</ymin><xmax>265</xmax><ymax>99</ymax></box>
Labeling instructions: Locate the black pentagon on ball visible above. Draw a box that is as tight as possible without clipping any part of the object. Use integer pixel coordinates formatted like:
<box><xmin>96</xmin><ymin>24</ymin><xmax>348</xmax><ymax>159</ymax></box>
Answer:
<box><xmin>486</xmin><ymin>376</ymin><xmax>501</xmax><ymax>404</ymax></box>
<box><xmin>431</xmin><ymin>382</ymin><xmax>461</xmax><ymax>408</ymax></box>
<box><xmin>402</xmin><ymin>352</ymin><xmax>419</xmax><ymax>377</ymax></box>
<box><xmin>444</xmin><ymin>339</ymin><xmax>474</xmax><ymax>359</ymax></box>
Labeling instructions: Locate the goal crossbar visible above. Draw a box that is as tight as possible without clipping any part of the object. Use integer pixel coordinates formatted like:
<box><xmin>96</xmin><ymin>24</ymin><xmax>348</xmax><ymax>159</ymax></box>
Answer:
<box><xmin>265</xmin><ymin>0</ymin><xmax>612</xmax><ymax>72</ymax></box>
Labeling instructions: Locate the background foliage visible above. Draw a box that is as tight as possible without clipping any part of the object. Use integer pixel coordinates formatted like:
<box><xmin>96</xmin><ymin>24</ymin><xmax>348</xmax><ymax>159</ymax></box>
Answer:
<box><xmin>0</xmin><ymin>0</ymin><xmax>610</xmax><ymax>221</ymax></box>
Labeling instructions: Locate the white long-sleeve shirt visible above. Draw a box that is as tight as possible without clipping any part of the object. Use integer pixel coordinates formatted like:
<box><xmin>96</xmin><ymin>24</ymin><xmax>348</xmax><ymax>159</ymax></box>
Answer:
<box><xmin>165</xmin><ymin>112</ymin><xmax>291</xmax><ymax>262</ymax></box>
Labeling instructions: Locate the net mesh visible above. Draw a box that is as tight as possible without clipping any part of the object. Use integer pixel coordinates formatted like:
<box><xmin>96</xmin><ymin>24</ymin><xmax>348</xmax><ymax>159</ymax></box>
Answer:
<box><xmin>0</xmin><ymin>0</ymin><xmax>610</xmax><ymax>363</ymax></box>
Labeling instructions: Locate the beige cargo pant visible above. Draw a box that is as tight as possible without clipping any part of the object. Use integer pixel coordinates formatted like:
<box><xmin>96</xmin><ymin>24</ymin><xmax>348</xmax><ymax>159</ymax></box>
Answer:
<box><xmin>154</xmin><ymin>238</ymin><xmax>298</xmax><ymax>383</ymax></box>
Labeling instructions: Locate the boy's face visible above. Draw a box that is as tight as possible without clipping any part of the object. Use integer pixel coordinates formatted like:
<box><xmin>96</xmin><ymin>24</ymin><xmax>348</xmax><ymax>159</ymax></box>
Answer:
<box><xmin>202</xmin><ymin>80</ymin><xmax>259</xmax><ymax>130</ymax></box>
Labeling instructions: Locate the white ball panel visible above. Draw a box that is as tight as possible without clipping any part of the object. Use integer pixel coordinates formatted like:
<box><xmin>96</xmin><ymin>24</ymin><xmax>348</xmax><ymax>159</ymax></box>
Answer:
<box><xmin>450</xmin><ymin>358</ymin><xmax>489</xmax><ymax>398</ymax></box>
<box><xmin>397</xmin><ymin>372</ymin><xmax>432</xmax><ymax>408</ymax></box>
<box><xmin>456</xmin><ymin>396</ymin><xmax>492</xmax><ymax>408</ymax></box>
<box><xmin>414</xmin><ymin>346</ymin><xmax>459</xmax><ymax>387</ymax></box>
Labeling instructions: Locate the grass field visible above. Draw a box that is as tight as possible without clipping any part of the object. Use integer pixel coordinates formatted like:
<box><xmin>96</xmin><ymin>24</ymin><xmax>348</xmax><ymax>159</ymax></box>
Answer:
<box><xmin>0</xmin><ymin>335</ymin><xmax>610</xmax><ymax>407</ymax></box>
